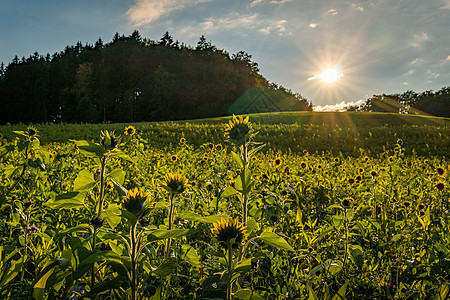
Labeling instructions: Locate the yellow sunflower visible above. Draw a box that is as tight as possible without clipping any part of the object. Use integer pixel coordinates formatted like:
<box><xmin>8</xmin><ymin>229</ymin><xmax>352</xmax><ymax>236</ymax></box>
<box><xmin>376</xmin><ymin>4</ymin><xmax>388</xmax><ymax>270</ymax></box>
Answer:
<box><xmin>124</xmin><ymin>125</ymin><xmax>136</xmax><ymax>136</ymax></box>
<box><xmin>274</xmin><ymin>157</ymin><xmax>282</xmax><ymax>167</ymax></box>
<box><xmin>123</xmin><ymin>187</ymin><xmax>152</xmax><ymax>218</ymax></box>
<box><xmin>212</xmin><ymin>218</ymin><xmax>246</xmax><ymax>249</ymax></box>
<box><xmin>162</xmin><ymin>173</ymin><xmax>189</xmax><ymax>195</ymax></box>
<box><xmin>224</xmin><ymin>114</ymin><xmax>253</xmax><ymax>143</ymax></box>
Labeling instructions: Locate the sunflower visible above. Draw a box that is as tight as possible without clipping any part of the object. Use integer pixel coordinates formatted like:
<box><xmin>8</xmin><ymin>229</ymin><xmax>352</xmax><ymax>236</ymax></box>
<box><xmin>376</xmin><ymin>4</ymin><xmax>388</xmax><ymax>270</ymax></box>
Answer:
<box><xmin>207</xmin><ymin>143</ymin><xmax>215</xmax><ymax>151</ymax></box>
<box><xmin>436</xmin><ymin>166</ymin><xmax>446</xmax><ymax>177</ymax></box>
<box><xmin>356</xmin><ymin>175</ymin><xmax>362</xmax><ymax>182</ymax></box>
<box><xmin>359</xmin><ymin>167</ymin><xmax>364</xmax><ymax>173</ymax></box>
<box><xmin>388</xmin><ymin>156</ymin><xmax>394</xmax><ymax>163</ymax></box>
<box><xmin>274</xmin><ymin>157</ymin><xmax>282</xmax><ymax>167</ymax></box>
<box><xmin>124</xmin><ymin>125</ymin><xmax>136</xmax><ymax>136</ymax></box>
<box><xmin>348</xmin><ymin>178</ymin><xmax>355</xmax><ymax>185</ymax></box>
<box><xmin>27</xmin><ymin>126</ymin><xmax>38</xmax><ymax>137</ymax></box>
<box><xmin>100</xmin><ymin>130</ymin><xmax>120</xmax><ymax>151</ymax></box>
<box><xmin>300</xmin><ymin>162</ymin><xmax>308</xmax><ymax>169</ymax></box>
<box><xmin>224</xmin><ymin>114</ymin><xmax>253</xmax><ymax>144</ymax></box>
<box><xmin>282</xmin><ymin>166</ymin><xmax>290</xmax><ymax>175</ymax></box>
<box><xmin>371</xmin><ymin>170</ymin><xmax>377</xmax><ymax>177</ymax></box>
<box><xmin>171</xmin><ymin>155</ymin><xmax>178</xmax><ymax>162</ymax></box>
<box><xmin>334</xmin><ymin>157</ymin><xmax>340</xmax><ymax>163</ymax></box>
<box><xmin>162</xmin><ymin>173</ymin><xmax>188</xmax><ymax>195</ymax></box>
<box><xmin>179</xmin><ymin>137</ymin><xmax>186</xmax><ymax>144</ymax></box>
<box><xmin>261</xmin><ymin>173</ymin><xmax>269</xmax><ymax>180</ymax></box>
<box><xmin>342</xmin><ymin>197</ymin><xmax>353</xmax><ymax>208</ymax></box>
<box><xmin>212</xmin><ymin>218</ymin><xmax>246</xmax><ymax>249</ymax></box>
<box><xmin>317</xmin><ymin>164</ymin><xmax>322</xmax><ymax>170</ymax></box>
<box><xmin>106</xmin><ymin>181</ymin><xmax>114</xmax><ymax>192</ymax></box>
<box><xmin>435</xmin><ymin>181</ymin><xmax>445</xmax><ymax>191</ymax></box>
<box><xmin>364</xmin><ymin>156</ymin><xmax>370</xmax><ymax>162</ymax></box>
<box><xmin>215</xmin><ymin>144</ymin><xmax>223</xmax><ymax>151</ymax></box>
<box><xmin>123</xmin><ymin>187</ymin><xmax>152</xmax><ymax>218</ymax></box>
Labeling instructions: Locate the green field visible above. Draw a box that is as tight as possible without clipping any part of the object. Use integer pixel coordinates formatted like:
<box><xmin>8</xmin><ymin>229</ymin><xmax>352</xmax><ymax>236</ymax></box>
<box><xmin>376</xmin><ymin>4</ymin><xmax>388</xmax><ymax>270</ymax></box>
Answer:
<box><xmin>0</xmin><ymin>112</ymin><xmax>449</xmax><ymax>299</ymax></box>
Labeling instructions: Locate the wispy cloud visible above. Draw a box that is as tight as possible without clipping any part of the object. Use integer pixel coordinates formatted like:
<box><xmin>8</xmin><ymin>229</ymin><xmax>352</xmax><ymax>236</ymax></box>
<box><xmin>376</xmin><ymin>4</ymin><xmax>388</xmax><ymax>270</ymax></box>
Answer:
<box><xmin>351</xmin><ymin>4</ymin><xmax>364</xmax><ymax>11</ymax></box>
<box><xmin>440</xmin><ymin>0</ymin><xmax>450</xmax><ymax>9</ymax></box>
<box><xmin>313</xmin><ymin>100</ymin><xmax>364</xmax><ymax>112</ymax></box>
<box><xmin>309</xmin><ymin>23</ymin><xmax>318</xmax><ymax>28</ymax></box>
<box><xmin>126</xmin><ymin>0</ymin><xmax>209</xmax><ymax>27</ymax></box>
<box><xmin>446</xmin><ymin>55</ymin><xmax>450</xmax><ymax>61</ymax></box>
<box><xmin>326</xmin><ymin>9</ymin><xmax>338</xmax><ymax>15</ymax></box>
<box><xmin>409</xmin><ymin>57</ymin><xmax>424</xmax><ymax>65</ymax></box>
<box><xmin>259</xmin><ymin>19</ymin><xmax>287</xmax><ymax>35</ymax></box>
<box><xmin>411</xmin><ymin>32</ymin><xmax>429</xmax><ymax>47</ymax></box>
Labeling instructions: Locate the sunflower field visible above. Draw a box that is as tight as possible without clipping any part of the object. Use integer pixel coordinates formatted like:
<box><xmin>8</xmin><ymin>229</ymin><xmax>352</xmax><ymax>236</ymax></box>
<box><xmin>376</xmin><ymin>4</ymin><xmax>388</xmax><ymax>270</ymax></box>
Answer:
<box><xmin>0</xmin><ymin>113</ymin><xmax>449</xmax><ymax>299</ymax></box>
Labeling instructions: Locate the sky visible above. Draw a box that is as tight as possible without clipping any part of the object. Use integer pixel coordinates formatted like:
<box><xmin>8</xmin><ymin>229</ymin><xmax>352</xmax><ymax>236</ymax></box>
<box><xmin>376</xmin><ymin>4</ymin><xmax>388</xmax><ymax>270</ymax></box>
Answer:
<box><xmin>1</xmin><ymin>0</ymin><xmax>449</xmax><ymax>109</ymax></box>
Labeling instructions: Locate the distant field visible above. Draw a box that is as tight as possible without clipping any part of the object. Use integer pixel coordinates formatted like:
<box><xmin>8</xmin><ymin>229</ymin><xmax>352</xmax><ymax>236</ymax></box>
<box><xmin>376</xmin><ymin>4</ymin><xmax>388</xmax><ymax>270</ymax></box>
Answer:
<box><xmin>1</xmin><ymin>112</ymin><xmax>449</xmax><ymax>156</ymax></box>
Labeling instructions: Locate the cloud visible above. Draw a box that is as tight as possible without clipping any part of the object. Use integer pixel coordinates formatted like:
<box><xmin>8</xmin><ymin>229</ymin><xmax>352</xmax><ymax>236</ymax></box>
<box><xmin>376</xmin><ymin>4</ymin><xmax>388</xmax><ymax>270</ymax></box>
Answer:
<box><xmin>446</xmin><ymin>55</ymin><xmax>450</xmax><ymax>61</ymax></box>
<box><xmin>351</xmin><ymin>4</ymin><xmax>364</xmax><ymax>11</ymax></box>
<box><xmin>401</xmin><ymin>82</ymin><xmax>409</xmax><ymax>86</ymax></box>
<box><xmin>440</xmin><ymin>0</ymin><xmax>450</xmax><ymax>9</ymax></box>
<box><xmin>313</xmin><ymin>100</ymin><xmax>365</xmax><ymax>112</ymax></box>
<box><xmin>259</xmin><ymin>19</ymin><xmax>287</xmax><ymax>35</ymax></box>
<box><xmin>411</xmin><ymin>32</ymin><xmax>429</xmax><ymax>47</ymax></box>
<box><xmin>309</xmin><ymin>23</ymin><xmax>318</xmax><ymax>28</ymax></box>
<box><xmin>409</xmin><ymin>57</ymin><xmax>424</xmax><ymax>65</ymax></box>
<box><xmin>126</xmin><ymin>0</ymin><xmax>209</xmax><ymax>27</ymax></box>
<box><xmin>250</xmin><ymin>0</ymin><xmax>264</xmax><ymax>7</ymax></box>
<box><xmin>326</xmin><ymin>9</ymin><xmax>338</xmax><ymax>15</ymax></box>
<box><xmin>404</xmin><ymin>69</ymin><xmax>415</xmax><ymax>76</ymax></box>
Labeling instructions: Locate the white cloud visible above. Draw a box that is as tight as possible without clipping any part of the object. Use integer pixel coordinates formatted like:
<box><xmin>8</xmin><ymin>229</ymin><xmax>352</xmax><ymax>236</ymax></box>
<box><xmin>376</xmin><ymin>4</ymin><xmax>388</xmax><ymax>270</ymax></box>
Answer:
<box><xmin>446</xmin><ymin>55</ymin><xmax>450</xmax><ymax>61</ymax></box>
<box><xmin>259</xmin><ymin>20</ymin><xmax>287</xmax><ymax>35</ymax></box>
<box><xmin>313</xmin><ymin>100</ymin><xmax>365</xmax><ymax>112</ymax></box>
<box><xmin>309</xmin><ymin>23</ymin><xmax>318</xmax><ymax>28</ymax></box>
<box><xmin>440</xmin><ymin>0</ymin><xmax>450</xmax><ymax>9</ymax></box>
<box><xmin>270</xmin><ymin>0</ymin><xmax>293</xmax><ymax>4</ymax></box>
<box><xmin>351</xmin><ymin>4</ymin><xmax>364</xmax><ymax>11</ymax></box>
<box><xmin>401</xmin><ymin>82</ymin><xmax>409</xmax><ymax>86</ymax></box>
<box><xmin>326</xmin><ymin>9</ymin><xmax>338</xmax><ymax>15</ymax></box>
<box><xmin>250</xmin><ymin>0</ymin><xmax>264</xmax><ymax>7</ymax></box>
<box><xmin>426</xmin><ymin>70</ymin><xmax>440</xmax><ymax>79</ymax></box>
<box><xmin>409</xmin><ymin>57</ymin><xmax>424</xmax><ymax>65</ymax></box>
<box><xmin>126</xmin><ymin>0</ymin><xmax>209</xmax><ymax>27</ymax></box>
<box><xmin>404</xmin><ymin>69</ymin><xmax>415</xmax><ymax>76</ymax></box>
<box><xmin>412</xmin><ymin>32</ymin><xmax>429</xmax><ymax>47</ymax></box>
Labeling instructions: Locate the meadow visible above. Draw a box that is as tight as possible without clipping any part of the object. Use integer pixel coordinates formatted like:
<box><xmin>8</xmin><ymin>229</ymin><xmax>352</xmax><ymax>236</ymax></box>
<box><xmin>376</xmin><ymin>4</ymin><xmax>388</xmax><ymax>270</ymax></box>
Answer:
<box><xmin>0</xmin><ymin>112</ymin><xmax>449</xmax><ymax>299</ymax></box>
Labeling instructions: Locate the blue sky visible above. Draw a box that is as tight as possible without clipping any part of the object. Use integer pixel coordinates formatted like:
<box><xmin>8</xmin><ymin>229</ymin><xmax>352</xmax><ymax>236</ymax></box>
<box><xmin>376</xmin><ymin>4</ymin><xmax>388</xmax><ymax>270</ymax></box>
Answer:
<box><xmin>1</xmin><ymin>0</ymin><xmax>449</xmax><ymax>107</ymax></box>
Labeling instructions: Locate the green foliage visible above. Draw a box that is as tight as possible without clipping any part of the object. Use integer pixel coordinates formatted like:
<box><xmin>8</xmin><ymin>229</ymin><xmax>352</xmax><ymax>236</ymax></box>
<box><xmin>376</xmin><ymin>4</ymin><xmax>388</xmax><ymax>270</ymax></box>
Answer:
<box><xmin>0</xmin><ymin>116</ymin><xmax>448</xmax><ymax>299</ymax></box>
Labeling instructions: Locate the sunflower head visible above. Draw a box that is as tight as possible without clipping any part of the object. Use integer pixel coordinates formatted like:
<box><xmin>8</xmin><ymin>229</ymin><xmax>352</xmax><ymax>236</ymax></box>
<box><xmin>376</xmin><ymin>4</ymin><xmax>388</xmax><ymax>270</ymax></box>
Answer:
<box><xmin>300</xmin><ymin>162</ymin><xmax>308</xmax><ymax>169</ymax></box>
<box><xmin>212</xmin><ymin>218</ymin><xmax>246</xmax><ymax>249</ymax></box>
<box><xmin>179</xmin><ymin>137</ymin><xmax>186</xmax><ymax>144</ymax></box>
<box><xmin>100</xmin><ymin>130</ymin><xmax>121</xmax><ymax>151</ymax></box>
<box><xmin>348</xmin><ymin>178</ymin><xmax>355</xmax><ymax>185</ymax></box>
<box><xmin>282</xmin><ymin>166</ymin><xmax>290</xmax><ymax>175</ymax></box>
<box><xmin>436</xmin><ymin>166</ymin><xmax>446</xmax><ymax>177</ymax></box>
<box><xmin>224</xmin><ymin>115</ymin><xmax>254</xmax><ymax>144</ymax></box>
<box><xmin>171</xmin><ymin>155</ymin><xmax>178</xmax><ymax>162</ymax></box>
<box><xmin>27</xmin><ymin>126</ymin><xmax>38</xmax><ymax>137</ymax></box>
<box><xmin>215</xmin><ymin>144</ymin><xmax>223</xmax><ymax>151</ymax></box>
<box><xmin>124</xmin><ymin>125</ymin><xmax>136</xmax><ymax>136</ymax></box>
<box><xmin>388</xmin><ymin>156</ymin><xmax>394</xmax><ymax>163</ymax></box>
<box><xmin>123</xmin><ymin>188</ymin><xmax>152</xmax><ymax>218</ymax></box>
<box><xmin>435</xmin><ymin>181</ymin><xmax>445</xmax><ymax>191</ymax></box>
<box><xmin>162</xmin><ymin>173</ymin><xmax>188</xmax><ymax>195</ymax></box>
<box><xmin>274</xmin><ymin>157</ymin><xmax>282</xmax><ymax>167</ymax></box>
<box><xmin>207</xmin><ymin>143</ymin><xmax>215</xmax><ymax>151</ymax></box>
<box><xmin>342</xmin><ymin>197</ymin><xmax>353</xmax><ymax>208</ymax></box>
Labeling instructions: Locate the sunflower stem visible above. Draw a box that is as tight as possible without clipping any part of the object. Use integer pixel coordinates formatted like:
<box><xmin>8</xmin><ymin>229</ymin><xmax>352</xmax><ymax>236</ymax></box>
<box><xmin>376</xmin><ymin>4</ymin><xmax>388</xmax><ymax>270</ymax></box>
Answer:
<box><xmin>165</xmin><ymin>193</ymin><xmax>175</xmax><ymax>259</ymax></box>
<box><xmin>227</xmin><ymin>246</ymin><xmax>233</xmax><ymax>300</ymax></box>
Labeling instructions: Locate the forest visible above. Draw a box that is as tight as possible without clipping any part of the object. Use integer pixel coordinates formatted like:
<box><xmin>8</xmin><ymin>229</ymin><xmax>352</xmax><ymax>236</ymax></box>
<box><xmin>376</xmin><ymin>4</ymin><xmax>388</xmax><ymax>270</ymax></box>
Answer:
<box><xmin>0</xmin><ymin>31</ymin><xmax>311</xmax><ymax>124</ymax></box>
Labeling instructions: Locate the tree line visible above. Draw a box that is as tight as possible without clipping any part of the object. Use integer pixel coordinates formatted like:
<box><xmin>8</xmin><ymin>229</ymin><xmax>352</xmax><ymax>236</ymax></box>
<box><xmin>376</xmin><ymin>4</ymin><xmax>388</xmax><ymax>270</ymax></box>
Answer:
<box><xmin>349</xmin><ymin>87</ymin><xmax>450</xmax><ymax>117</ymax></box>
<box><xmin>0</xmin><ymin>30</ymin><xmax>312</xmax><ymax>124</ymax></box>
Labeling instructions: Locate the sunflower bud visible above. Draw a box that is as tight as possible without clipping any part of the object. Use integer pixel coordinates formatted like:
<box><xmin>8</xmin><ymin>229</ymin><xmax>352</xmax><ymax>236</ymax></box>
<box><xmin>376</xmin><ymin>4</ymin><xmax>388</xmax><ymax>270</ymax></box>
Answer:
<box><xmin>123</xmin><ymin>188</ymin><xmax>151</xmax><ymax>218</ymax></box>
<box><xmin>100</xmin><ymin>130</ymin><xmax>121</xmax><ymax>151</ymax></box>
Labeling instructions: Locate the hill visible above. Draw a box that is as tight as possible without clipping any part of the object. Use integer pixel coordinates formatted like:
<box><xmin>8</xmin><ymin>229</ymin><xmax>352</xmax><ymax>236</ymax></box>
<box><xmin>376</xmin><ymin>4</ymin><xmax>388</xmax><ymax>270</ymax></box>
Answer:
<box><xmin>0</xmin><ymin>31</ymin><xmax>311</xmax><ymax>125</ymax></box>
<box><xmin>0</xmin><ymin>112</ymin><xmax>448</xmax><ymax>157</ymax></box>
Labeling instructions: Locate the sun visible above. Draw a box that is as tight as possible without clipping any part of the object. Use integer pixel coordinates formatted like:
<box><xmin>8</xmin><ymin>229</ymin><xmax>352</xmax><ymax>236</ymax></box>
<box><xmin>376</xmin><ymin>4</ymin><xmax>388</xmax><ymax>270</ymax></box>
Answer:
<box><xmin>319</xmin><ymin>68</ymin><xmax>342</xmax><ymax>83</ymax></box>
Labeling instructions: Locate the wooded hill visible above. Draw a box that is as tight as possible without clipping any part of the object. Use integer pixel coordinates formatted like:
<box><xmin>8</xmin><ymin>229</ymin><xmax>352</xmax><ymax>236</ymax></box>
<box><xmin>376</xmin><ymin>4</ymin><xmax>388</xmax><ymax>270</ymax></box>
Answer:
<box><xmin>0</xmin><ymin>31</ymin><xmax>312</xmax><ymax>124</ymax></box>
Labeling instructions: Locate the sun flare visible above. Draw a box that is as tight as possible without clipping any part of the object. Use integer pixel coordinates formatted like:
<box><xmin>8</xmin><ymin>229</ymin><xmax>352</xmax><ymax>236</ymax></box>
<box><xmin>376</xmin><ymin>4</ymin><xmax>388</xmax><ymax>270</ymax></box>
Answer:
<box><xmin>319</xmin><ymin>68</ymin><xmax>342</xmax><ymax>83</ymax></box>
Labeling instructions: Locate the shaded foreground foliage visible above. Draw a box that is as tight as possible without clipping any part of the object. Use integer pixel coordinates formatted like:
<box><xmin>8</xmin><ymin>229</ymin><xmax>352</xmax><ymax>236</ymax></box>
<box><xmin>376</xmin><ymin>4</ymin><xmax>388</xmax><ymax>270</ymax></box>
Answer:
<box><xmin>0</xmin><ymin>115</ymin><xmax>448</xmax><ymax>299</ymax></box>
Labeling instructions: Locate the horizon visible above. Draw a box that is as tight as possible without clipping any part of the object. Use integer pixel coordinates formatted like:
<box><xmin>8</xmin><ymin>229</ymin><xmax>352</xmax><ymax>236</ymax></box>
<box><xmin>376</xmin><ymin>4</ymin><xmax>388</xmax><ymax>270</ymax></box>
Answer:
<box><xmin>1</xmin><ymin>1</ymin><xmax>449</xmax><ymax>106</ymax></box>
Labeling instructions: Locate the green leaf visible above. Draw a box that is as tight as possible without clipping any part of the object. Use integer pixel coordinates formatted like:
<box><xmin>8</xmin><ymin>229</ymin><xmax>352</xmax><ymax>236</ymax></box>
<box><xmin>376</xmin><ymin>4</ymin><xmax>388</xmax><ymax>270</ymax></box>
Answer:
<box><xmin>103</xmin><ymin>204</ymin><xmax>122</xmax><ymax>229</ymax></box>
<box><xmin>435</xmin><ymin>283</ymin><xmax>449</xmax><ymax>300</ymax></box>
<box><xmin>181</xmin><ymin>244</ymin><xmax>200</xmax><ymax>267</ymax></box>
<box><xmin>234</xmin><ymin>288</ymin><xmax>252</xmax><ymax>300</ymax></box>
<box><xmin>108</xmin><ymin>168</ymin><xmax>125</xmax><ymax>185</ymax></box>
<box><xmin>154</xmin><ymin>258</ymin><xmax>177</xmax><ymax>278</ymax></box>
<box><xmin>332</xmin><ymin>215</ymin><xmax>344</xmax><ymax>229</ymax></box>
<box><xmin>231</xmin><ymin>151</ymin><xmax>245</xmax><ymax>169</ymax></box>
<box><xmin>119</xmin><ymin>210</ymin><xmax>137</xmax><ymax>225</ymax></box>
<box><xmin>235</xmin><ymin>167</ymin><xmax>252</xmax><ymax>194</ymax></box>
<box><xmin>77</xmin><ymin>276</ymin><xmax>127</xmax><ymax>299</ymax></box>
<box><xmin>258</xmin><ymin>232</ymin><xmax>294</xmax><ymax>251</ymax></box>
<box><xmin>246</xmin><ymin>218</ymin><xmax>258</xmax><ymax>235</ymax></box>
<box><xmin>73</xmin><ymin>251</ymin><xmax>124</xmax><ymax>280</ymax></box>
<box><xmin>111</xmin><ymin>179</ymin><xmax>128</xmax><ymax>196</ymax></box>
<box><xmin>57</xmin><ymin>224</ymin><xmax>91</xmax><ymax>237</ymax></box>
<box><xmin>248</xmin><ymin>144</ymin><xmax>265</xmax><ymax>158</ymax></box>
<box><xmin>0</xmin><ymin>254</ymin><xmax>26</xmax><ymax>287</ymax></box>
<box><xmin>73</xmin><ymin>169</ymin><xmax>95</xmax><ymax>192</ymax></box>
<box><xmin>45</xmin><ymin>192</ymin><xmax>85</xmax><ymax>209</ymax></box>
<box><xmin>28</xmin><ymin>158</ymin><xmax>46</xmax><ymax>171</ymax></box>
<box><xmin>391</xmin><ymin>233</ymin><xmax>402</xmax><ymax>242</ymax></box>
<box><xmin>147</xmin><ymin>229</ymin><xmax>193</xmax><ymax>241</ymax></box>
<box><xmin>222</xmin><ymin>186</ymin><xmax>239</xmax><ymax>198</ymax></box>
<box><xmin>348</xmin><ymin>245</ymin><xmax>364</xmax><ymax>271</ymax></box>
<box><xmin>70</xmin><ymin>139</ymin><xmax>106</xmax><ymax>158</ymax></box>
<box><xmin>178</xmin><ymin>211</ymin><xmax>230</xmax><ymax>224</ymax></box>
<box><xmin>308</xmin><ymin>284</ymin><xmax>319</xmax><ymax>300</ymax></box>
<box><xmin>332</xmin><ymin>281</ymin><xmax>349</xmax><ymax>300</ymax></box>
<box><xmin>231</xmin><ymin>258</ymin><xmax>252</xmax><ymax>282</ymax></box>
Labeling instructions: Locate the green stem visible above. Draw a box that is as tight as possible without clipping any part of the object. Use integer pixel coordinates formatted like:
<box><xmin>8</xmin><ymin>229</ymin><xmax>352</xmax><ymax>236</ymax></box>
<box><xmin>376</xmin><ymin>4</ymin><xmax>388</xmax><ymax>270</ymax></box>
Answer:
<box><xmin>242</xmin><ymin>193</ymin><xmax>248</xmax><ymax>227</ymax></box>
<box><xmin>97</xmin><ymin>156</ymin><xmax>108</xmax><ymax>217</ymax></box>
<box><xmin>91</xmin><ymin>227</ymin><xmax>98</xmax><ymax>290</ymax></box>
<box><xmin>342</xmin><ymin>209</ymin><xmax>348</xmax><ymax>275</ymax></box>
<box><xmin>130</xmin><ymin>222</ymin><xmax>138</xmax><ymax>300</ymax></box>
<box><xmin>165</xmin><ymin>194</ymin><xmax>175</xmax><ymax>259</ymax></box>
<box><xmin>227</xmin><ymin>247</ymin><xmax>233</xmax><ymax>300</ymax></box>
